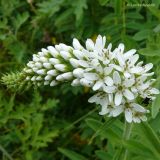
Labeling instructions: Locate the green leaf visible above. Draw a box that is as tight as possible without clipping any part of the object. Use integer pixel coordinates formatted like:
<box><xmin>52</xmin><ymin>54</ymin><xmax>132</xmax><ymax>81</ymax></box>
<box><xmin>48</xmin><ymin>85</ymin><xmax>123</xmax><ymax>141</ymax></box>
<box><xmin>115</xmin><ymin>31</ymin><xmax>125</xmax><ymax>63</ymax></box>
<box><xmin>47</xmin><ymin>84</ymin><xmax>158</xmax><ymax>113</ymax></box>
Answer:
<box><xmin>152</xmin><ymin>94</ymin><xmax>160</xmax><ymax>118</ymax></box>
<box><xmin>138</xmin><ymin>48</ymin><xmax>160</xmax><ymax>57</ymax></box>
<box><xmin>133</xmin><ymin>30</ymin><xmax>151</xmax><ymax>41</ymax></box>
<box><xmin>97</xmin><ymin>0</ymin><xmax>110</xmax><ymax>6</ymax></box>
<box><xmin>123</xmin><ymin>140</ymin><xmax>154</xmax><ymax>158</ymax></box>
<box><xmin>148</xmin><ymin>7</ymin><xmax>160</xmax><ymax>20</ymax></box>
<box><xmin>13</xmin><ymin>12</ymin><xmax>29</xmax><ymax>33</ymax></box>
<box><xmin>85</xmin><ymin>118</ymin><xmax>121</xmax><ymax>143</ymax></box>
<box><xmin>58</xmin><ymin>148</ymin><xmax>87</xmax><ymax>160</ymax></box>
<box><xmin>139</xmin><ymin>123</ymin><xmax>160</xmax><ymax>157</ymax></box>
<box><xmin>0</xmin><ymin>18</ymin><xmax>8</xmax><ymax>29</ymax></box>
<box><xmin>54</xmin><ymin>9</ymin><xmax>73</xmax><ymax>27</ymax></box>
<box><xmin>72</xmin><ymin>0</ymin><xmax>87</xmax><ymax>26</ymax></box>
<box><xmin>95</xmin><ymin>150</ymin><xmax>112</xmax><ymax>160</ymax></box>
<box><xmin>38</xmin><ymin>0</ymin><xmax>64</xmax><ymax>17</ymax></box>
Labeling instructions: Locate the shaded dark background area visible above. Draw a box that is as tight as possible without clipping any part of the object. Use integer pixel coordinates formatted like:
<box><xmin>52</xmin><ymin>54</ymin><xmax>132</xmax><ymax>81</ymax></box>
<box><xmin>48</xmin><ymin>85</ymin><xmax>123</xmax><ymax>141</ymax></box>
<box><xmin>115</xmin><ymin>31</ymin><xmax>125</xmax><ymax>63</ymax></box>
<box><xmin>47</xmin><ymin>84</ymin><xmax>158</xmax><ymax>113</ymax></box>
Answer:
<box><xmin>0</xmin><ymin>0</ymin><xmax>160</xmax><ymax>159</ymax></box>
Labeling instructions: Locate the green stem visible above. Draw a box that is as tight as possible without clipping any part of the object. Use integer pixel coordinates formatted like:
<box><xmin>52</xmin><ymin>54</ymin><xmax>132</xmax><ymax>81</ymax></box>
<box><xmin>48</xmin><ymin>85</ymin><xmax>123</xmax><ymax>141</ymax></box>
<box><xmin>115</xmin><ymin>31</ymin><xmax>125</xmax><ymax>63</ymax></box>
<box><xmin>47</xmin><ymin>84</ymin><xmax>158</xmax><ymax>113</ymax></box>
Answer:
<box><xmin>122</xmin><ymin>0</ymin><xmax>126</xmax><ymax>35</ymax></box>
<box><xmin>0</xmin><ymin>144</ymin><xmax>14</xmax><ymax>160</ymax></box>
<box><xmin>122</xmin><ymin>121</ymin><xmax>133</xmax><ymax>160</ymax></box>
<box><xmin>62</xmin><ymin>108</ymin><xmax>97</xmax><ymax>132</ymax></box>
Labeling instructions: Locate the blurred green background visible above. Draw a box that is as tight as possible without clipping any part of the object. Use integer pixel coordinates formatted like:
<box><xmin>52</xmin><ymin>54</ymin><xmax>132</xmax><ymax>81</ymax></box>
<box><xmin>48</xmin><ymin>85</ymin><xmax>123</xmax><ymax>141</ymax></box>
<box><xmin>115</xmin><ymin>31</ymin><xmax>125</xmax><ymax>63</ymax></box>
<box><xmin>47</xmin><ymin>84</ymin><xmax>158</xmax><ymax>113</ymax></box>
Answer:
<box><xmin>0</xmin><ymin>0</ymin><xmax>160</xmax><ymax>159</ymax></box>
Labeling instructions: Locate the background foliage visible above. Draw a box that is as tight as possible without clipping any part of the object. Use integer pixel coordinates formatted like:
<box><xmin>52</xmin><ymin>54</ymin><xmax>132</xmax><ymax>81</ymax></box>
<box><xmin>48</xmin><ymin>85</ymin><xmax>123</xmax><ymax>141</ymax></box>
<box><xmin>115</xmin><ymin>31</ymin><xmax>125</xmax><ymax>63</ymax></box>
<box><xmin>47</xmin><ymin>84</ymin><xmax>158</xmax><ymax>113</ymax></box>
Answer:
<box><xmin>0</xmin><ymin>0</ymin><xmax>160</xmax><ymax>159</ymax></box>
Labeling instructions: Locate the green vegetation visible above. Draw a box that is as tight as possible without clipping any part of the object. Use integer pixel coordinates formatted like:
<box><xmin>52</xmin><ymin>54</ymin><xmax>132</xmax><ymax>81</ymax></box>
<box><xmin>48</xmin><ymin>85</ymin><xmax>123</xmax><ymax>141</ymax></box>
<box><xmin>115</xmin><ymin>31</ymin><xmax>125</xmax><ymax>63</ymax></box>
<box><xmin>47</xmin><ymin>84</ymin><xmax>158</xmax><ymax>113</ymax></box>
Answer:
<box><xmin>0</xmin><ymin>0</ymin><xmax>160</xmax><ymax>159</ymax></box>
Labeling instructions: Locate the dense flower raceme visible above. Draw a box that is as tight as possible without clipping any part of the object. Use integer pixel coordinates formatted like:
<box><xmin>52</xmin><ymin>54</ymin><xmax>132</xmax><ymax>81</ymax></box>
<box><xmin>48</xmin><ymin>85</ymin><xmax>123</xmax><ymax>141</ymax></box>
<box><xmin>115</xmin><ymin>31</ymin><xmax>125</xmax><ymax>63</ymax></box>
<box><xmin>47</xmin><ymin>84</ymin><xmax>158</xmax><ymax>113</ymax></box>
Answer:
<box><xmin>16</xmin><ymin>35</ymin><xmax>160</xmax><ymax>122</ymax></box>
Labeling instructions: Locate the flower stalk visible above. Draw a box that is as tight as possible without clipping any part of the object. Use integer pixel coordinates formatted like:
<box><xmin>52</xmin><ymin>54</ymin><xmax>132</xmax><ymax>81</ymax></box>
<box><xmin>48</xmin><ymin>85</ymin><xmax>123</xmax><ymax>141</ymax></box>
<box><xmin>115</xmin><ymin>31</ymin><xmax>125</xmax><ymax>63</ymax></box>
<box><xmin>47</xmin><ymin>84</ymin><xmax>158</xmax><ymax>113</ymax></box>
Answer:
<box><xmin>122</xmin><ymin>121</ymin><xmax>133</xmax><ymax>160</ymax></box>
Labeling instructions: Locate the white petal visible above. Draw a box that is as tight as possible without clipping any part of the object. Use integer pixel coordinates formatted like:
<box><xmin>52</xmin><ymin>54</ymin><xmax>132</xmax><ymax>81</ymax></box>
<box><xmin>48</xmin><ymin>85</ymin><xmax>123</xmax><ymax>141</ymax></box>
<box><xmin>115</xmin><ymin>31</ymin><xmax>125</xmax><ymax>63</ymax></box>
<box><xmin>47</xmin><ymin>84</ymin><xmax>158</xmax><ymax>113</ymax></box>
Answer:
<box><xmin>115</xmin><ymin>92</ymin><xmax>122</xmax><ymax>106</ymax></box>
<box><xmin>132</xmin><ymin>103</ymin><xmax>146</xmax><ymax>112</ymax></box>
<box><xmin>130</xmin><ymin>54</ymin><xmax>139</xmax><ymax>66</ymax></box>
<box><xmin>36</xmin><ymin>76</ymin><xmax>42</xmax><ymax>81</ymax></box>
<box><xmin>39</xmin><ymin>57</ymin><xmax>48</xmax><ymax>63</ymax></box>
<box><xmin>37</xmin><ymin>52</ymin><xmax>44</xmax><ymax>57</ymax></box>
<box><xmin>54</xmin><ymin>64</ymin><xmax>66</xmax><ymax>72</ymax></box>
<box><xmin>125</xmin><ymin>109</ymin><xmax>132</xmax><ymax>123</ymax></box>
<box><xmin>44</xmin><ymin>81</ymin><xmax>49</xmax><ymax>85</ymax></box>
<box><xmin>73</xmin><ymin>38</ymin><xmax>83</xmax><ymax>50</ymax></box>
<box><xmin>108</xmin><ymin>94</ymin><xmax>113</xmax><ymax>103</ymax></box>
<box><xmin>49</xmin><ymin>58</ymin><xmax>60</xmax><ymax>65</ymax></box>
<box><xmin>117</xmin><ymin>53</ymin><xmax>125</xmax><ymax>66</ymax></box>
<box><xmin>123</xmin><ymin>89</ymin><xmax>134</xmax><ymax>100</ymax></box>
<box><xmin>104</xmin><ymin>76</ymin><xmax>113</xmax><ymax>86</ymax></box>
<box><xmin>123</xmin><ymin>79</ymin><xmax>135</xmax><ymax>87</ymax></box>
<box><xmin>80</xmin><ymin>78</ymin><xmax>93</xmax><ymax>87</ymax></box>
<box><xmin>93</xmin><ymin>80</ymin><xmax>103</xmax><ymax>90</ymax></box>
<box><xmin>71</xmin><ymin>79</ymin><xmax>80</xmax><ymax>86</ymax></box>
<box><xmin>138</xmin><ymin>83</ymin><xmax>149</xmax><ymax>90</ymax></box>
<box><xmin>56</xmin><ymin>75</ymin><xmax>64</xmax><ymax>81</ymax></box>
<box><xmin>33</xmin><ymin>54</ymin><xmax>40</xmax><ymax>62</ymax></box>
<box><xmin>47</xmin><ymin>46</ymin><xmax>59</xmax><ymax>57</ymax></box>
<box><xmin>118</xmin><ymin>43</ymin><xmax>125</xmax><ymax>53</ymax></box>
<box><xmin>73</xmin><ymin>50</ymin><xmax>84</xmax><ymax>59</ymax></box>
<box><xmin>103</xmin><ymin>86</ymin><xmax>116</xmax><ymax>93</ymax></box>
<box><xmin>99</xmin><ymin>105</ymin><xmax>108</xmax><ymax>115</ymax></box>
<box><xmin>59</xmin><ymin>43</ymin><xmax>73</xmax><ymax>52</ymax></box>
<box><xmin>35</xmin><ymin>62</ymin><xmax>42</xmax><ymax>68</ymax></box>
<box><xmin>73</xmin><ymin>68</ymin><xmax>84</xmax><ymax>78</ymax></box>
<box><xmin>107</xmin><ymin>43</ymin><xmax>112</xmax><ymax>51</ymax></box>
<box><xmin>60</xmin><ymin>51</ymin><xmax>71</xmax><ymax>60</ymax></box>
<box><xmin>36</xmin><ymin>69</ymin><xmax>46</xmax><ymax>75</ymax></box>
<box><xmin>103</xmin><ymin>59</ymin><xmax>110</xmax><ymax>65</ymax></box>
<box><xmin>130</xmin><ymin>66</ymin><xmax>143</xmax><ymax>74</ymax></box>
<box><xmin>112</xmin><ymin>105</ymin><xmax>123</xmax><ymax>117</ymax></box>
<box><xmin>140</xmin><ymin>115</ymin><xmax>147</xmax><ymax>121</ymax></box>
<box><xmin>137</xmin><ymin>61</ymin><xmax>143</xmax><ymax>66</ymax></box>
<box><xmin>27</xmin><ymin>62</ymin><xmax>33</xmax><ymax>68</ymax></box>
<box><xmin>113</xmin><ymin>71</ymin><xmax>121</xmax><ymax>84</ymax></box>
<box><xmin>84</xmin><ymin>73</ymin><xmax>99</xmax><ymax>81</ymax></box>
<box><xmin>86</xmin><ymin>39</ymin><xmax>95</xmax><ymax>50</ymax></box>
<box><xmin>124</xmin><ymin>49</ymin><xmax>136</xmax><ymax>60</ymax></box>
<box><xmin>41</xmin><ymin>48</ymin><xmax>49</xmax><ymax>55</ymax></box>
<box><xmin>45</xmin><ymin>75</ymin><xmax>52</xmax><ymax>81</ymax></box>
<box><xmin>50</xmin><ymin>80</ymin><xmax>58</xmax><ymax>86</ymax></box>
<box><xmin>149</xmin><ymin>88</ymin><xmax>160</xmax><ymax>94</ymax></box>
<box><xmin>61</xmin><ymin>72</ymin><xmax>73</xmax><ymax>80</ymax></box>
<box><xmin>133</xmin><ymin>117</ymin><xmax>141</xmax><ymax>123</ymax></box>
<box><xmin>88</xmin><ymin>96</ymin><xmax>96</xmax><ymax>103</ymax></box>
<box><xmin>55</xmin><ymin>44</ymin><xmax>62</xmax><ymax>52</ymax></box>
<box><xmin>104</xmin><ymin>67</ymin><xmax>113</xmax><ymax>75</ymax></box>
<box><xmin>24</xmin><ymin>69</ymin><xmax>33</xmax><ymax>73</ymax></box>
<box><xmin>144</xmin><ymin>63</ymin><xmax>153</xmax><ymax>72</ymax></box>
<box><xmin>69</xmin><ymin>58</ymin><xmax>80</xmax><ymax>68</ymax></box>
<box><xmin>143</xmin><ymin>72</ymin><xmax>154</xmax><ymax>76</ymax></box>
<box><xmin>95</xmin><ymin>35</ymin><xmax>106</xmax><ymax>55</ymax></box>
<box><xmin>32</xmin><ymin>67</ymin><xmax>38</xmax><ymax>72</ymax></box>
<box><xmin>31</xmin><ymin>76</ymin><xmax>36</xmax><ymax>81</ymax></box>
<box><xmin>47</xmin><ymin>70</ymin><xmax>57</xmax><ymax>76</ymax></box>
<box><xmin>78</xmin><ymin>60</ymin><xmax>89</xmax><ymax>68</ymax></box>
<box><xmin>109</xmin><ymin>64</ymin><xmax>123</xmax><ymax>72</ymax></box>
<box><xmin>43</xmin><ymin>62</ymin><xmax>52</xmax><ymax>69</ymax></box>
<box><xmin>124</xmin><ymin>71</ymin><xmax>131</xmax><ymax>78</ymax></box>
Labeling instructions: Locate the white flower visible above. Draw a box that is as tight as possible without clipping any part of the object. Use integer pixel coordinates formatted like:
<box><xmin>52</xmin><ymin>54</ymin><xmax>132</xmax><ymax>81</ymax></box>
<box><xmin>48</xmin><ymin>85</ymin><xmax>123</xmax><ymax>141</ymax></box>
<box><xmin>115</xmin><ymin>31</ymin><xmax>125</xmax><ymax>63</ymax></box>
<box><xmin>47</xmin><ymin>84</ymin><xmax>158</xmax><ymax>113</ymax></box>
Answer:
<box><xmin>124</xmin><ymin>102</ymin><xmax>149</xmax><ymax>123</ymax></box>
<box><xmin>22</xmin><ymin>35</ymin><xmax>159</xmax><ymax>123</ymax></box>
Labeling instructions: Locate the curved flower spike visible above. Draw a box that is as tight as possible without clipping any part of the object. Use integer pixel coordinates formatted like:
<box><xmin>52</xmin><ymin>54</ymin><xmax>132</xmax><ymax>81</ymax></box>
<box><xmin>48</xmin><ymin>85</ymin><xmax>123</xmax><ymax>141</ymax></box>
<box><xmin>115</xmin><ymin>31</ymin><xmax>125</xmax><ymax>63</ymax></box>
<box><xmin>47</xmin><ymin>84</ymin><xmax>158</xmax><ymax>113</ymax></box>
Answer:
<box><xmin>1</xmin><ymin>35</ymin><xmax>159</xmax><ymax>123</ymax></box>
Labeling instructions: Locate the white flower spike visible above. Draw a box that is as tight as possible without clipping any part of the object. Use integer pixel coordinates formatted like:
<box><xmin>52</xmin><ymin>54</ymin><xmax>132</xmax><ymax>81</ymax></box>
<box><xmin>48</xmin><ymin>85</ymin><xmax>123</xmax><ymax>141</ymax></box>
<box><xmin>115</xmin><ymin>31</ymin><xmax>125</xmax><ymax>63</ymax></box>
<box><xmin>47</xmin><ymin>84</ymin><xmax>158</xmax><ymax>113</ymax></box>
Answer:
<box><xmin>16</xmin><ymin>35</ymin><xmax>159</xmax><ymax>123</ymax></box>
